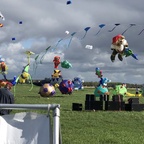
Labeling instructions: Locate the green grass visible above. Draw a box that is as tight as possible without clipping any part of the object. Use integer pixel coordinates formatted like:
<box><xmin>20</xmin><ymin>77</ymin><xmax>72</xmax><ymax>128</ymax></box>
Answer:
<box><xmin>10</xmin><ymin>84</ymin><xmax>144</xmax><ymax>144</ymax></box>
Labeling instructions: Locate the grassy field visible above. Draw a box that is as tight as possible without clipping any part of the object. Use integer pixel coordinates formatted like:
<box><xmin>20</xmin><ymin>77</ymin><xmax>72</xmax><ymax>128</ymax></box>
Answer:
<box><xmin>10</xmin><ymin>84</ymin><xmax>144</xmax><ymax>144</ymax></box>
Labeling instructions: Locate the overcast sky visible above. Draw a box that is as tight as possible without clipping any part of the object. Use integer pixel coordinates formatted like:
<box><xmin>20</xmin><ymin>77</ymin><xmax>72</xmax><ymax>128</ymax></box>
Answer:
<box><xmin>0</xmin><ymin>0</ymin><xmax>144</xmax><ymax>84</ymax></box>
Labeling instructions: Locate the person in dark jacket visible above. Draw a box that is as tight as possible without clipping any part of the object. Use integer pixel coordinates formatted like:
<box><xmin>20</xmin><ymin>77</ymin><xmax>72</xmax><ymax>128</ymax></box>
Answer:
<box><xmin>0</xmin><ymin>83</ymin><xmax>14</xmax><ymax>115</ymax></box>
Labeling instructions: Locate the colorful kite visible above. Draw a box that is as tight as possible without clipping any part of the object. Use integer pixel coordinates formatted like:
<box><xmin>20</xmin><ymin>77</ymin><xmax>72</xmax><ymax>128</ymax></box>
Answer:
<box><xmin>61</xmin><ymin>60</ymin><xmax>72</xmax><ymax>69</ymax></box>
<box><xmin>53</xmin><ymin>56</ymin><xmax>61</xmax><ymax>69</ymax></box>
<box><xmin>15</xmin><ymin>64</ymin><xmax>33</xmax><ymax>91</ymax></box>
<box><xmin>123</xmin><ymin>48</ymin><xmax>138</xmax><ymax>60</ymax></box>
<box><xmin>0</xmin><ymin>23</ymin><xmax>3</xmax><ymax>27</ymax></box>
<box><xmin>95</xmin><ymin>67</ymin><xmax>103</xmax><ymax>78</ymax></box>
<box><xmin>25</xmin><ymin>50</ymin><xmax>35</xmax><ymax>64</ymax></box>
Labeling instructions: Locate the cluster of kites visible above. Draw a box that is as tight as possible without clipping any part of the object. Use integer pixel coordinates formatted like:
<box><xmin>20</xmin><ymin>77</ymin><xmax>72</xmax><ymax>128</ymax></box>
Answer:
<box><xmin>0</xmin><ymin>9</ymin><xmax>142</xmax><ymax>98</ymax></box>
<box><xmin>35</xmin><ymin>55</ymin><xmax>84</xmax><ymax>97</ymax></box>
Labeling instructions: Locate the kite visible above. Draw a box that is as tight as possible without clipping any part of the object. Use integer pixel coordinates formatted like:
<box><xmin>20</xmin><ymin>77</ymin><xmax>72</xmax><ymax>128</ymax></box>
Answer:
<box><xmin>50</xmin><ymin>38</ymin><xmax>66</xmax><ymax>52</ymax></box>
<box><xmin>65</xmin><ymin>31</ymin><xmax>69</xmax><ymax>34</ymax></box>
<box><xmin>110</xmin><ymin>34</ymin><xmax>128</xmax><ymax>62</ymax></box>
<box><xmin>12</xmin><ymin>38</ymin><xmax>16</xmax><ymax>41</ymax></box>
<box><xmin>138</xmin><ymin>29</ymin><xmax>144</xmax><ymax>35</ymax></box>
<box><xmin>123</xmin><ymin>48</ymin><xmax>138</xmax><ymax>60</ymax></box>
<box><xmin>25</xmin><ymin>50</ymin><xmax>35</xmax><ymax>64</ymax></box>
<box><xmin>0</xmin><ymin>11</ymin><xmax>5</xmax><ymax>20</ymax></box>
<box><xmin>53</xmin><ymin>56</ymin><xmax>61</xmax><ymax>69</ymax></box>
<box><xmin>67</xmin><ymin>32</ymin><xmax>76</xmax><ymax>48</ymax></box>
<box><xmin>19</xmin><ymin>21</ymin><xmax>23</xmax><ymax>24</ymax></box>
<box><xmin>121</xmin><ymin>24</ymin><xmax>136</xmax><ymax>35</ymax></box>
<box><xmin>15</xmin><ymin>64</ymin><xmax>33</xmax><ymax>91</ymax></box>
<box><xmin>59</xmin><ymin>79</ymin><xmax>74</xmax><ymax>95</ymax></box>
<box><xmin>73</xmin><ymin>77</ymin><xmax>84</xmax><ymax>90</ymax></box>
<box><xmin>0</xmin><ymin>56</ymin><xmax>8</xmax><ymax>80</ymax></box>
<box><xmin>80</xmin><ymin>27</ymin><xmax>91</xmax><ymax>40</ymax></box>
<box><xmin>95</xmin><ymin>24</ymin><xmax>105</xmax><ymax>35</ymax></box>
<box><xmin>33</xmin><ymin>46</ymin><xmax>51</xmax><ymax>74</ymax></box>
<box><xmin>108</xmin><ymin>23</ymin><xmax>120</xmax><ymax>32</ymax></box>
<box><xmin>40</xmin><ymin>46</ymin><xmax>51</xmax><ymax>64</ymax></box>
<box><xmin>85</xmin><ymin>45</ymin><xmax>93</xmax><ymax>49</ymax></box>
<box><xmin>94</xmin><ymin>77</ymin><xmax>111</xmax><ymax>97</ymax></box>
<box><xmin>61</xmin><ymin>60</ymin><xmax>72</xmax><ymax>69</ymax></box>
<box><xmin>39</xmin><ymin>83</ymin><xmax>56</xmax><ymax>97</ymax></box>
<box><xmin>95</xmin><ymin>67</ymin><xmax>103</xmax><ymax>78</ymax></box>
<box><xmin>0</xmin><ymin>23</ymin><xmax>3</xmax><ymax>27</ymax></box>
<box><xmin>67</xmin><ymin>0</ymin><xmax>72</xmax><ymax>5</ymax></box>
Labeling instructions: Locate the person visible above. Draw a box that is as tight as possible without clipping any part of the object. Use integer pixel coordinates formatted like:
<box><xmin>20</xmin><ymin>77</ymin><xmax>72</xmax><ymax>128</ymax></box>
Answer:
<box><xmin>135</xmin><ymin>84</ymin><xmax>139</xmax><ymax>95</ymax></box>
<box><xmin>0</xmin><ymin>83</ymin><xmax>14</xmax><ymax>115</ymax></box>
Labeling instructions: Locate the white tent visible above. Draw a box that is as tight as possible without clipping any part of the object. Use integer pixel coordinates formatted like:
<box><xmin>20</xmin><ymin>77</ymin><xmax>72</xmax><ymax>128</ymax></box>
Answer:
<box><xmin>0</xmin><ymin>104</ymin><xmax>62</xmax><ymax>144</ymax></box>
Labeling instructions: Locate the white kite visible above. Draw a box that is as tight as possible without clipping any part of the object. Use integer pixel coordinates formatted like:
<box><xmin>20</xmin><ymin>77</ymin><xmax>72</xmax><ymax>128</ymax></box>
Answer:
<box><xmin>65</xmin><ymin>30</ymin><xmax>69</xmax><ymax>34</ymax></box>
<box><xmin>85</xmin><ymin>45</ymin><xmax>93</xmax><ymax>49</ymax></box>
<box><xmin>0</xmin><ymin>11</ymin><xmax>5</xmax><ymax>20</ymax></box>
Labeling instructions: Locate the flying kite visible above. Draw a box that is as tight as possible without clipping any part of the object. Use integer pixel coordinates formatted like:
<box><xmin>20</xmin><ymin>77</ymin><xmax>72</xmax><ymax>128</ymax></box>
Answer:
<box><xmin>19</xmin><ymin>21</ymin><xmax>23</xmax><ymax>24</ymax></box>
<box><xmin>121</xmin><ymin>24</ymin><xmax>136</xmax><ymax>35</ymax></box>
<box><xmin>65</xmin><ymin>31</ymin><xmax>69</xmax><ymax>34</ymax></box>
<box><xmin>0</xmin><ymin>23</ymin><xmax>3</xmax><ymax>27</ymax></box>
<box><xmin>85</xmin><ymin>45</ymin><xmax>93</xmax><ymax>49</ymax></box>
<box><xmin>12</xmin><ymin>38</ymin><xmax>16</xmax><ymax>41</ymax></box>
<box><xmin>61</xmin><ymin>60</ymin><xmax>72</xmax><ymax>69</ymax></box>
<box><xmin>123</xmin><ymin>48</ymin><xmax>138</xmax><ymax>60</ymax></box>
<box><xmin>95</xmin><ymin>24</ymin><xmax>105</xmax><ymax>35</ymax></box>
<box><xmin>67</xmin><ymin>32</ymin><xmax>76</xmax><ymax>48</ymax></box>
<box><xmin>53</xmin><ymin>56</ymin><xmax>61</xmax><ymax>69</ymax></box>
<box><xmin>95</xmin><ymin>67</ymin><xmax>103</xmax><ymax>78</ymax></box>
<box><xmin>80</xmin><ymin>27</ymin><xmax>91</xmax><ymax>40</ymax></box>
<box><xmin>110</xmin><ymin>34</ymin><xmax>138</xmax><ymax>62</ymax></box>
<box><xmin>0</xmin><ymin>11</ymin><xmax>5</xmax><ymax>20</ymax></box>
<box><xmin>25</xmin><ymin>50</ymin><xmax>35</xmax><ymax>64</ymax></box>
<box><xmin>33</xmin><ymin>46</ymin><xmax>51</xmax><ymax>74</ymax></box>
<box><xmin>15</xmin><ymin>64</ymin><xmax>33</xmax><ymax>91</ymax></box>
<box><xmin>67</xmin><ymin>0</ymin><xmax>72</xmax><ymax>5</ymax></box>
<box><xmin>108</xmin><ymin>23</ymin><xmax>120</xmax><ymax>32</ymax></box>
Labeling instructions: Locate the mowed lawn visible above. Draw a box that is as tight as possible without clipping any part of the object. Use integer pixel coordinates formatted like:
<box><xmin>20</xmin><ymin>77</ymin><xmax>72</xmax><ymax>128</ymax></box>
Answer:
<box><xmin>10</xmin><ymin>84</ymin><xmax>144</xmax><ymax>144</ymax></box>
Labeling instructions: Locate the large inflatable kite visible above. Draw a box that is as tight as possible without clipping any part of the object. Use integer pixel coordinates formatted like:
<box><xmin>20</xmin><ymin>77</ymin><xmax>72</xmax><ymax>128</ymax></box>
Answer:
<box><xmin>39</xmin><ymin>83</ymin><xmax>56</xmax><ymax>97</ymax></box>
<box><xmin>94</xmin><ymin>77</ymin><xmax>111</xmax><ymax>97</ymax></box>
<box><xmin>59</xmin><ymin>80</ymin><xmax>74</xmax><ymax>94</ymax></box>
<box><xmin>53</xmin><ymin>56</ymin><xmax>60</xmax><ymax>69</ymax></box>
<box><xmin>73</xmin><ymin>77</ymin><xmax>84</xmax><ymax>90</ymax></box>
<box><xmin>110</xmin><ymin>34</ymin><xmax>138</xmax><ymax>62</ymax></box>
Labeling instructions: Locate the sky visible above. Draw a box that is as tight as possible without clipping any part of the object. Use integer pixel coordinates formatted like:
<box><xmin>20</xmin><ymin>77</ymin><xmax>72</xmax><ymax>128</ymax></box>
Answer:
<box><xmin>0</xmin><ymin>0</ymin><xmax>144</xmax><ymax>84</ymax></box>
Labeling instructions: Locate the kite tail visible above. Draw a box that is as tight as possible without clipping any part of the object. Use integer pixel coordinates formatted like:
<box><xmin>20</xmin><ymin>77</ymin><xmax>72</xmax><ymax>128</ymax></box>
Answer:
<box><xmin>95</xmin><ymin>29</ymin><xmax>101</xmax><ymax>36</ymax></box>
<box><xmin>28</xmin><ymin>74</ymin><xmax>33</xmax><ymax>91</ymax></box>
<box><xmin>138</xmin><ymin>29</ymin><xmax>144</xmax><ymax>35</ymax></box>
<box><xmin>67</xmin><ymin>37</ymin><xmax>73</xmax><ymax>48</ymax></box>
<box><xmin>108</xmin><ymin>26</ymin><xmax>116</xmax><ymax>32</ymax></box>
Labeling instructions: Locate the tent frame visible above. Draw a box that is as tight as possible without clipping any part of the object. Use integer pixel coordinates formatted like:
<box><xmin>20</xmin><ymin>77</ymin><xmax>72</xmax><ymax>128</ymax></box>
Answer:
<box><xmin>0</xmin><ymin>104</ymin><xmax>61</xmax><ymax>144</ymax></box>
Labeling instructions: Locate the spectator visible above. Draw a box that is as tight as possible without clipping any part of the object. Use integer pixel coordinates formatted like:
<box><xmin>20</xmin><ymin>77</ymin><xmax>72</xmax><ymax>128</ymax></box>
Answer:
<box><xmin>0</xmin><ymin>83</ymin><xmax>14</xmax><ymax>115</ymax></box>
